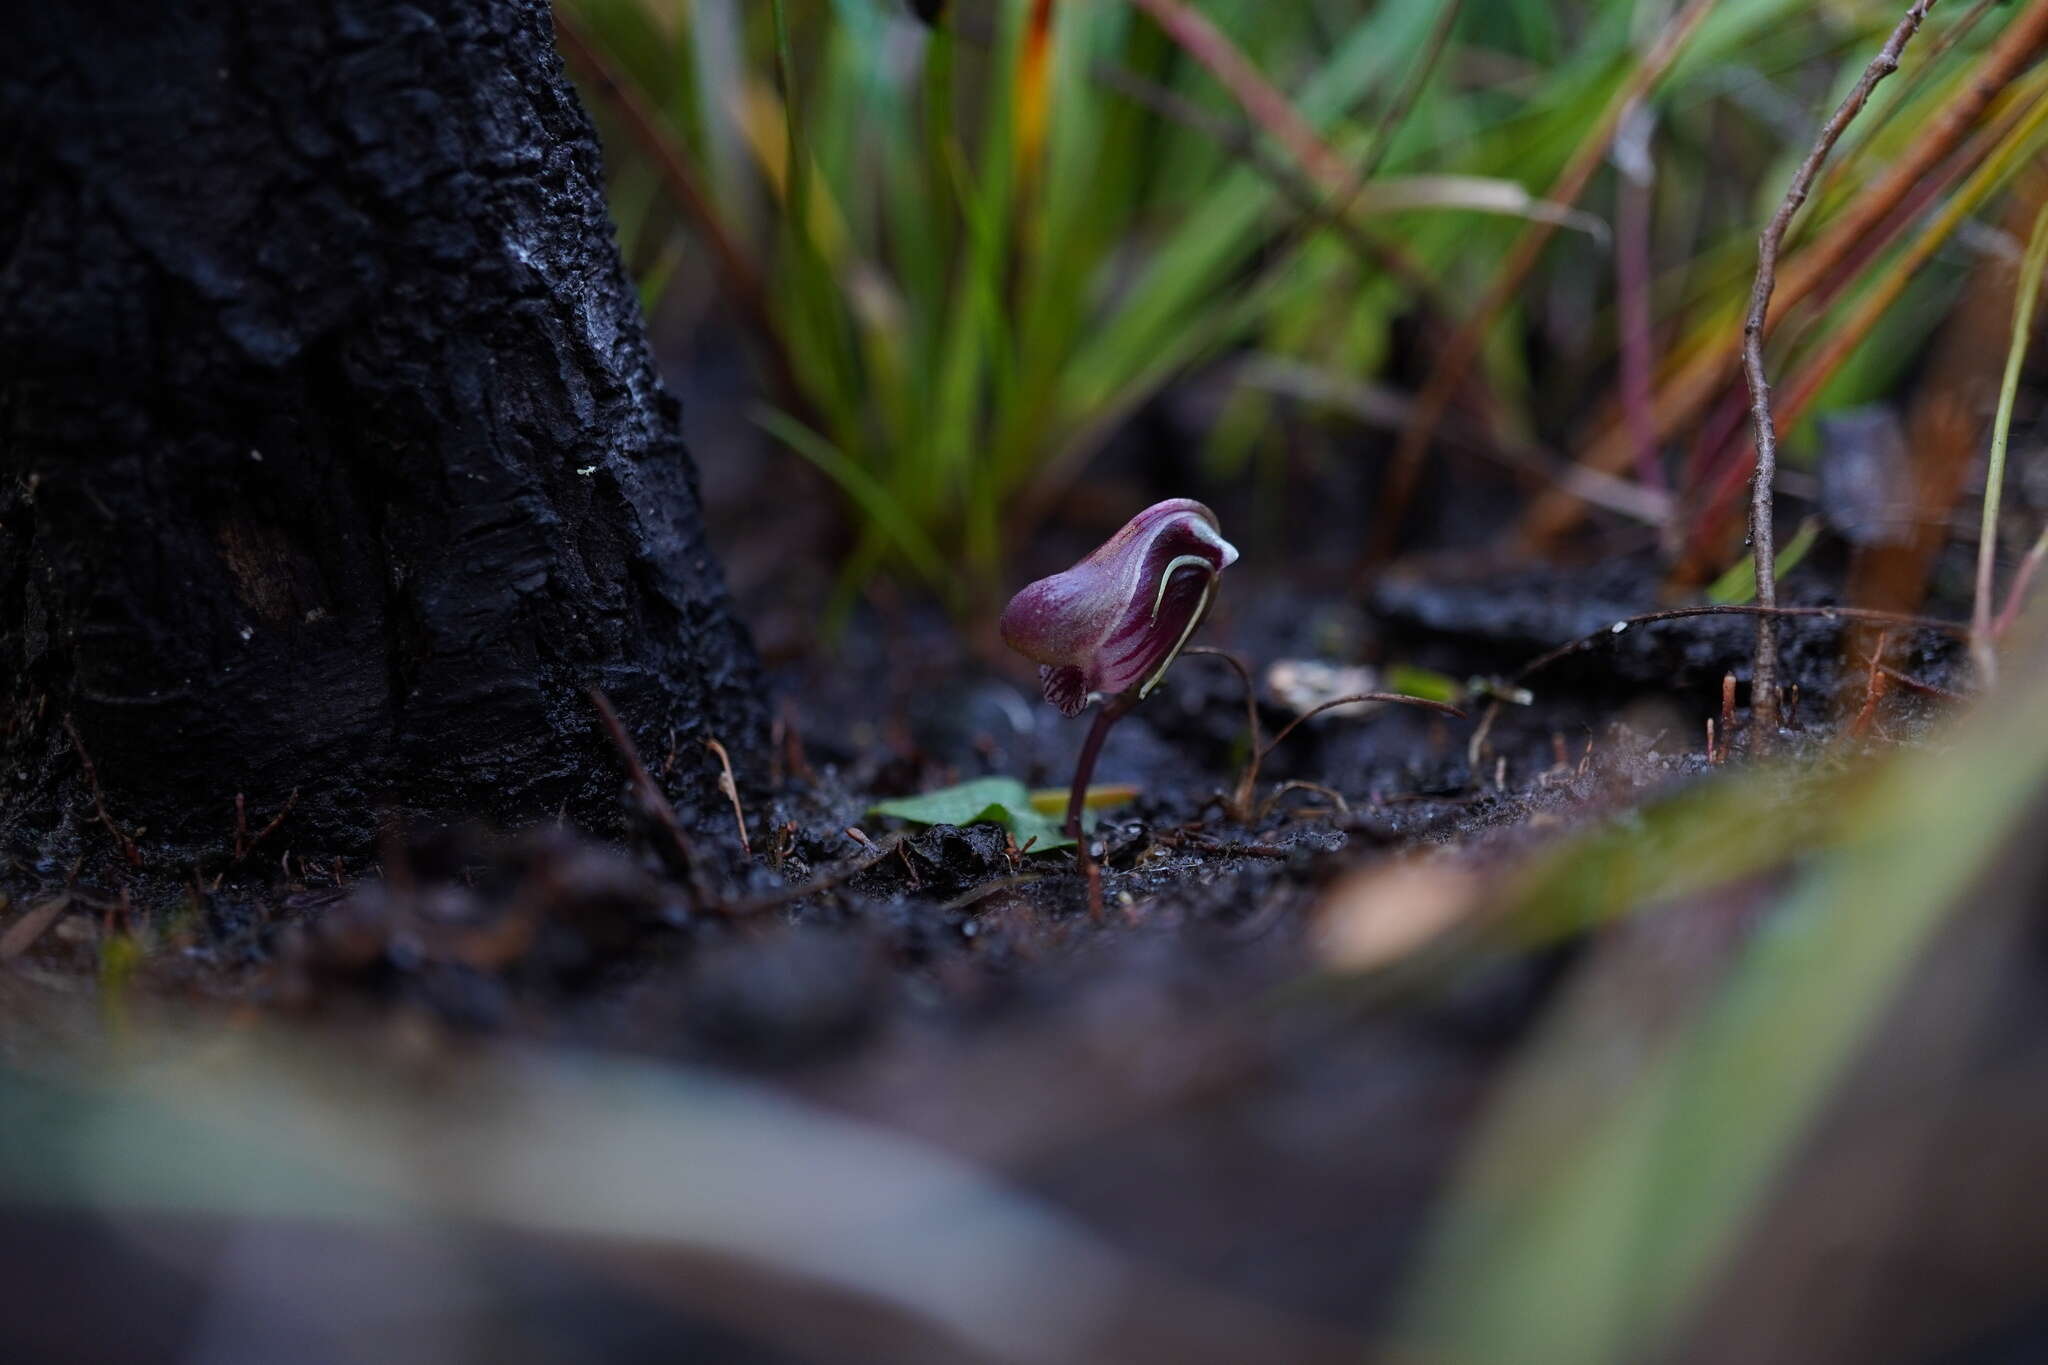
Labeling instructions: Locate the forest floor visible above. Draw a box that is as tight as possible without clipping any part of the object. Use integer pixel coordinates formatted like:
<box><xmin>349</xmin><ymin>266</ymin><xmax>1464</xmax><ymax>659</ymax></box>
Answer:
<box><xmin>7</xmin><ymin>498</ymin><xmax>1973</xmax><ymax>1346</ymax></box>
<box><xmin>0</xmin><ymin>403</ymin><xmax>1986</xmax><ymax>1359</ymax></box>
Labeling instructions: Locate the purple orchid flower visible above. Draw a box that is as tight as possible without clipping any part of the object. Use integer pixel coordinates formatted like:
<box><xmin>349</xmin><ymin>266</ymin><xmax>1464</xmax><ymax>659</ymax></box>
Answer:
<box><xmin>999</xmin><ymin>498</ymin><xmax>1238</xmax><ymax>717</ymax></box>
<box><xmin>999</xmin><ymin>499</ymin><xmax>1237</xmax><ymax>917</ymax></box>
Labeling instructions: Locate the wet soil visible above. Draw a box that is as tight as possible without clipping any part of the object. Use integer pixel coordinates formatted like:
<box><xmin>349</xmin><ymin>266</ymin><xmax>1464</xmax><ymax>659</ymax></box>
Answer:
<box><xmin>1</xmin><ymin>517</ymin><xmax>1970</xmax><ymax>1349</ymax></box>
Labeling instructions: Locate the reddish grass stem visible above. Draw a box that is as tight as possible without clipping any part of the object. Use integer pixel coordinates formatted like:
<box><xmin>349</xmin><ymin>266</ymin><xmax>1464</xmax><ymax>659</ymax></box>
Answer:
<box><xmin>1739</xmin><ymin>0</ymin><xmax>1938</xmax><ymax>742</ymax></box>
<box><xmin>1374</xmin><ymin>0</ymin><xmax>1719</xmax><ymax>558</ymax></box>
<box><xmin>1124</xmin><ymin>0</ymin><xmax>1351</xmax><ymax>192</ymax></box>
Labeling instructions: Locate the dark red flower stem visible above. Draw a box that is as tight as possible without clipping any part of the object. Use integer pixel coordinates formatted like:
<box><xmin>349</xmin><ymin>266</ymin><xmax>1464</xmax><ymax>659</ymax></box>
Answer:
<box><xmin>1067</xmin><ymin>694</ymin><xmax>1133</xmax><ymax>920</ymax></box>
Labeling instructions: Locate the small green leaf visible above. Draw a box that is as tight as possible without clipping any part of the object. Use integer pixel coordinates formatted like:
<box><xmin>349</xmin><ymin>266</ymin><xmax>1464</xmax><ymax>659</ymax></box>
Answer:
<box><xmin>1385</xmin><ymin>663</ymin><xmax>1465</xmax><ymax>705</ymax></box>
<box><xmin>867</xmin><ymin>777</ymin><xmax>1080</xmax><ymax>852</ymax></box>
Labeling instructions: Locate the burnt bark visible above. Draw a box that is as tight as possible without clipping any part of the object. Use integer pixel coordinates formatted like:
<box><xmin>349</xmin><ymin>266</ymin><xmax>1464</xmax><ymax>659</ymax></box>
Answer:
<box><xmin>0</xmin><ymin>0</ymin><xmax>765</xmax><ymax>874</ymax></box>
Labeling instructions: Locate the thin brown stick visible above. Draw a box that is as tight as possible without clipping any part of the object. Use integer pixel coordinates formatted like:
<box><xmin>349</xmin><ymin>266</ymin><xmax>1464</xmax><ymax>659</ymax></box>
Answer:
<box><xmin>588</xmin><ymin>688</ymin><xmax>714</xmax><ymax>909</ymax></box>
<box><xmin>1767</xmin><ymin>0</ymin><xmax>2036</xmax><ymax>328</ymax></box>
<box><xmin>1821</xmin><ymin>0</ymin><xmax>2003</xmax><ymax>184</ymax></box>
<box><xmin>1677</xmin><ymin>87</ymin><xmax>2044</xmax><ymax>560</ymax></box>
<box><xmin>1374</xmin><ymin>0</ymin><xmax>1720</xmax><ymax>556</ymax></box>
<box><xmin>703</xmin><ymin>737</ymin><xmax>751</xmax><ymax>856</ymax></box>
<box><xmin>60</xmin><ymin>715</ymin><xmax>140</xmax><ymax>869</ymax></box>
<box><xmin>1154</xmin><ymin>828</ymin><xmax>1293</xmax><ymax>861</ymax></box>
<box><xmin>1741</xmin><ymin>0</ymin><xmax>1938</xmax><ymax>742</ymax></box>
<box><xmin>1185</xmin><ymin>646</ymin><xmax>1264</xmax><ymax>820</ymax></box>
<box><xmin>233</xmin><ymin>788</ymin><xmax>299</xmax><ymax>864</ymax></box>
<box><xmin>1875</xmin><ymin>662</ymin><xmax>1967</xmax><ymax>699</ymax></box>
<box><xmin>940</xmin><ymin>873</ymin><xmax>1051</xmax><ymax>913</ymax></box>
<box><xmin>1512</xmin><ymin>602</ymin><xmax>1968</xmax><ymax>687</ymax></box>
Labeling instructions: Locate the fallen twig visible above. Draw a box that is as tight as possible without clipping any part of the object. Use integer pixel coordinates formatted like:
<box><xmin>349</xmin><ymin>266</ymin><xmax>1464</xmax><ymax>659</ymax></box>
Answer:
<box><xmin>1172</xmin><ymin>833</ymin><xmax>1294</xmax><ymax>861</ymax></box>
<box><xmin>940</xmin><ymin>873</ymin><xmax>1049</xmax><ymax>913</ymax></box>
<box><xmin>1471</xmin><ymin>603</ymin><xmax>1968</xmax><ymax>771</ymax></box>
<box><xmin>1874</xmin><ymin>661</ymin><xmax>1968</xmax><ymax>701</ymax></box>
<box><xmin>60</xmin><ymin>715</ymin><xmax>141</xmax><ymax>869</ymax></box>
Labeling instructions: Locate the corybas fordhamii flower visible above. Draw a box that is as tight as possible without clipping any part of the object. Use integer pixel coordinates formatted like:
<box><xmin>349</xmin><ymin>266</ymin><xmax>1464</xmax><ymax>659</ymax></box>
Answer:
<box><xmin>1000</xmin><ymin>499</ymin><xmax>1237</xmax><ymax>917</ymax></box>
<box><xmin>1000</xmin><ymin>498</ymin><xmax>1238</xmax><ymax>717</ymax></box>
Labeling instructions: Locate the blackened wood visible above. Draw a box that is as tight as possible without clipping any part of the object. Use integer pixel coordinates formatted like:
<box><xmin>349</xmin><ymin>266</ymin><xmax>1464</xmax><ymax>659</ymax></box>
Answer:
<box><xmin>0</xmin><ymin>0</ymin><xmax>765</xmax><ymax>871</ymax></box>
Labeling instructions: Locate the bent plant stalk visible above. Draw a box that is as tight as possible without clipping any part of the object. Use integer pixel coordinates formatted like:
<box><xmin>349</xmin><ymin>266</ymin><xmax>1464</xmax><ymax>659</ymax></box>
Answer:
<box><xmin>1740</xmin><ymin>0</ymin><xmax>1937</xmax><ymax>742</ymax></box>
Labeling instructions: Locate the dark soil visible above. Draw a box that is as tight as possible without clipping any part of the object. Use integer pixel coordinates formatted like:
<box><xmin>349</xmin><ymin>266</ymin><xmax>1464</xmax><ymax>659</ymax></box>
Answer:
<box><xmin>0</xmin><ymin>469</ymin><xmax>1970</xmax><ymax>1354</ymax></box>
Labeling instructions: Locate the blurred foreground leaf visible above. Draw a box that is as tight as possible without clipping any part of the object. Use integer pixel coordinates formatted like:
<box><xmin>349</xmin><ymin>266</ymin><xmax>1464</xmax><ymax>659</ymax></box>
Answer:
<box><xmin>0</xmin><ymin>1033</ymin><xmax>1360</xmax><ymax>1363</ymax></box>
<box><xmin>1396</xmin><ymin>634</ymin><xmax>2048</xmax><ymax>1365</ymax></box>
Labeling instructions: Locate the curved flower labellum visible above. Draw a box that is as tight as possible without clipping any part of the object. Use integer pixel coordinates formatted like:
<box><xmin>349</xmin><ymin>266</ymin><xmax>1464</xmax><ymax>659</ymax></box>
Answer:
<box><xmin>999</xmin><ymin>498</ymin><xmax>1238</xmax><ymax>716</ymax></box>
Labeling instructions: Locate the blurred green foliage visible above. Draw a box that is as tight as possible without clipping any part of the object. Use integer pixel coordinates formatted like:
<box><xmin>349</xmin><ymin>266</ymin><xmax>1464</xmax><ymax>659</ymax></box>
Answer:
<box><xmin>561</xmin><ymin>0</ymin><xmax>2043</xmax><ymax>602</ymax></box>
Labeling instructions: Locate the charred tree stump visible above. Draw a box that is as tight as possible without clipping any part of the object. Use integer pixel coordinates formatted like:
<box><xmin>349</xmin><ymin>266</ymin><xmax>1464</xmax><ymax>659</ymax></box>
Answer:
<box><xmin>0</xmin><ymin>0</ymin><xmax>765</xmax><ymax>876</ymax></box>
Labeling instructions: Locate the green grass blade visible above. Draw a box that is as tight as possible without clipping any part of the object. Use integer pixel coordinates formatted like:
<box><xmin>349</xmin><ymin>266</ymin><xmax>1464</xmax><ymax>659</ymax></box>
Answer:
<box><xmin>753</xmin><ymin>406</ymin><xmax>947</xmax><ymax>586</ymax></box>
